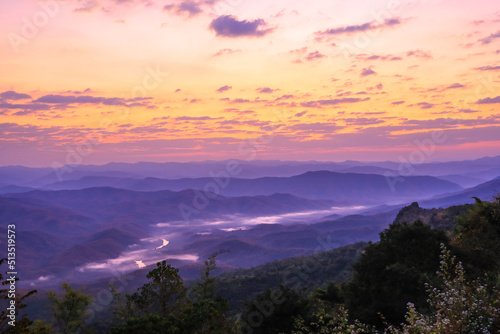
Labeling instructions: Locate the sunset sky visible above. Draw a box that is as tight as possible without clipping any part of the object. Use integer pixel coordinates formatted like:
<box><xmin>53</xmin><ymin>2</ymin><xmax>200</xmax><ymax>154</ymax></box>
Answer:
<box><xmin>1</xmin><ymin>0</ymin><xmax>500</xmax><ymax>167</ymax></box>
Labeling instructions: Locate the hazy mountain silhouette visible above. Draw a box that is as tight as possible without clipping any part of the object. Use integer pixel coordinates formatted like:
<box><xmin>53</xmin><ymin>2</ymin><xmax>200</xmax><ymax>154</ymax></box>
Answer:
<box><xmin>420</xmin><ymin>178</ymin><xmax>500</xmax><ymax>208</ymax></box>
<box><xmin>40</xmin><ymin>171</ymin><xmax>462</xmax><ymax>204</ymax></box>
<box><xmin>2</xmin><ymin>156</ymin><xmax>499</xmax><ymax>188</ymax></box>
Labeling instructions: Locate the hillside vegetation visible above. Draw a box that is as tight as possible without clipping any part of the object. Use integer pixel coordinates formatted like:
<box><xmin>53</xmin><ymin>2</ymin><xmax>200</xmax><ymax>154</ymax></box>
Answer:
<box><xmin>2</xmin><ymin>196</ymin><xmax>500</xmax><ymax>333</ymax></box>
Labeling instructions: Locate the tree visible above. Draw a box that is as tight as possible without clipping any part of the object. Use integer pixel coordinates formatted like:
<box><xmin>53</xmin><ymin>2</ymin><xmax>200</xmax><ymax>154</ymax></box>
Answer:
<box><xmin>126</xmin><ymin>261</ymin><xmax>185</xmax><ymax>317</ymax></box>
<box><xmin>47</xmin><ymin>282</ymin><xmax>93</xmax><ymax>334</ymax></box>
<box><xmin>237</xmin><ymin>284</ymin><xmax>312</xmax><ymax>334</ymax></box>
<box><xmin>111</xmin><ymin>261</ymin><xmax>186</xmax><ymax>333</ymax></box>
<box><xmin>29</xmin><ymin>319</ymin><xmax>54</xmax><ymax>333</ymax></box>
<box><xmin>0</xmin><ymin>258</ymin><xmax>37</xmax><ymax>333</ymax></box>
<box><xmin>292</xmin><ymin>305</ymin><xmax>376</xmax><ymax>334</ymax></box>
<box><xmin>452</xmin><ymin>196</ymin><xmax>500</xmax><ymax>282</ymax></box>
<box><xmin>110</xmin><ymin>313</ymin><xmax>181</xmax><ymax>334</ymax></box>
<box><xmin>344</xmin><ymin>220</ymin><xmax>450</xmax><ymax>327</ymax></box>
<box><xmin>388</xmin><ymin>244</ymin><xmax>500</xmax><ymax>334</ymax></box>
<box><xmin>181</xmin><ymin>251</ymin><xmax>232</xmax><ymax>334</ymax></box>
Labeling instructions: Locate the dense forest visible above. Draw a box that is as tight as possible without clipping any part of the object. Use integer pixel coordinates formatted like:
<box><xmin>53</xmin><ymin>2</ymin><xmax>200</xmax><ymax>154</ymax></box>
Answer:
<box><xmin>2</xmin><ymin>196</ymin><xmax>500</xmax><ymax>333</ymax></box>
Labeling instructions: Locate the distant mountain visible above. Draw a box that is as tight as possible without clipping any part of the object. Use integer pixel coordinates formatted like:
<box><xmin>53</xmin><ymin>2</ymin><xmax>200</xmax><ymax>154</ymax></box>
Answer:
<box><xmin>406</xmin><ymin>156</ymin><xmax>500</xmax><ymax>180</ymax></box>
<box><xmin>0</xmin><ymin>166</ymin><xmax>53</xmax><ymax>187</ymax></box>
<box><xmin>0</xmin><ymin>185</ymin><xmax>36</xmax><ymax>194</ymax></box>
<box><xmin>434</xmin><ymin>174</ymin><xmax>487</xmax><ymax>188</ymax></box>
<box><xmin>420</xmin><ymin>178</ymin><xmax>500</xmax><ymax>208</ymax></box>
<box><xmin>1</xmin><ymin>186</ymin><xmax>340</xmax><ymax>282</ymax></box>
<box><xmin>3</xmin><ymin>187</ymin><xmax>335</xmax><ymax>226</ymax></box>
<box><xmin>336</xmin><ymin>166</ymin><xmax>397</xmax><ymax>175</ymax></box>
<box><xmin>3</xmin><ymin>186</ymin><xmax>397</xmax><ymax>285</ymax></box>
<box><xmin>3</xmin><ymin>161</ymin><xmax>354</xmax><ymax>186</ymax></box>
<box><xmin>42</xmin><ymin>171</ymin><xmax>463</xmax><ymax>205</ymax></box>
<box><xmin>2</xmin><ymin>156</ymin><xmax>499</xmax><ymax>188</ymax></box>
<box><xmin>0</xmin><ymin>197</ymin><xmax>98</xmax><ymax>234</ymax></box>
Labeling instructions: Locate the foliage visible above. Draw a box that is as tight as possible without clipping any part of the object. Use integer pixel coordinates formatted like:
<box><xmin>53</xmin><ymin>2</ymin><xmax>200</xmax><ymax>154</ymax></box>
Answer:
<box><xmin>126</xmin><ymin>261</ymin><xmax>185</xmax><ymax>317</ymax></box>
<box><xmin>344</xmin><ymin>220</ymin><xmax>449</xmax><ymax>327</ymax></box>
<box><xmin>181</xmin><ymin>251</ymin><xmax>232</xmax><ymax>334</ymax></box>
<box><xmin>16</xmin><ymin>196</ymin><xmax>500</xmax><ymax>333</ymax></box>
<box><xmin>386</xmin><ymin>244</ymin><xmax>500</xmax><ymax>334</ymax></box>
<box><xmin>237</xmin><ymin>284</ymin><xmax>312</xmax><ymax>334</ymax></box>
<box><xmin>28</xmin><ymin>319</ymin><xmax>54</xmax><ymax>333</ymax></box>
<box><xmin>112</xmin><ymin>252</ymin><xmax>232</xmax><ymax>334</ymax></box>
<box><xmin>47</xmin><ymin>282</ymin><xmax>93</xmax><ymax>334</ymax></box>
<box><xmin>313</xmin><ymin>282</ymin><xmax>344</xmax><ymax>306</ymax></box>
<box><xmin>452</xmin><ymin>196</ymin><xmax>500</xmax><ymax>281</ymax></box>
<box><xmin>292</xmin><ymin>305</ymin><xmax>377</xmax><ymax>334</ymax></box>
<box><xmin>217</xmin><ymin>242</ymin><xmax>367</xmax><ymax>312</ymax></box>
<box><xmin>109</xmin><ymin>313</ymin><xmax>181</xmax><ymax>334</ymax></box>
<box><xmin>0</xmin><ymin>258</ymin><xmax>37</xmax><ymax>333</ymax></box>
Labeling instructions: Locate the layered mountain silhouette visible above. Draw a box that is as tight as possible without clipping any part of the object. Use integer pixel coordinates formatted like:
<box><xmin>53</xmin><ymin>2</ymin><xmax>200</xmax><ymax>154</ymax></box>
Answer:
<box><xmin>39</xmin><ymin>171</ymin><xmax>462</xmax><ymax>204</ymax></box>
<box><xmin>1</xmin><ymin>157</ymin><xmax>499</xmax><ymax>289</ymax></box>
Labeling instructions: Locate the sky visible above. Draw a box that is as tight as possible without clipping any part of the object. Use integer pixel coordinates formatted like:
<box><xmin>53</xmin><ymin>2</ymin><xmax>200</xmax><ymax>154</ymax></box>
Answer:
<box><xmin>1</xmin><ymin>0</ymin><xmax>500</xmax><ymax>167</ymax></box>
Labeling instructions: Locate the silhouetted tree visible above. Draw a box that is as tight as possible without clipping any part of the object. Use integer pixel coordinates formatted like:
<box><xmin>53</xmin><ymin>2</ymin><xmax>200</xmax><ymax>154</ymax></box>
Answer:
<box><xmin>453</xmin><ymin>195</ymin><xmax>500</xmax><ymax>283</ymax></box>
<box><xmin>238</xmin><ymin>284</ymin><xmax>311</xmax><ymax>334</ymax></box>
<box><xmin>0</xmin><ymin>258</ymin><xmax>37</xmax><ymax>333</ymax></box>
<box><xmin>126</xmin><ymin>261</ymin><xmax>185</xmax><ymax>317</ymax></box>
<box><xmin>344</xmin><ymin>220</ymin><xmax>449</xmax><ymax>327</ymax></box>
<box><xmin>47</xmin><ymin>282</ymin><xmax>93</xmax><ymax>334</ymax></box>
<box><xmin>181</xmin><ymin>251</ymin><xmax>232</xmax><ymax>334</ymax></box>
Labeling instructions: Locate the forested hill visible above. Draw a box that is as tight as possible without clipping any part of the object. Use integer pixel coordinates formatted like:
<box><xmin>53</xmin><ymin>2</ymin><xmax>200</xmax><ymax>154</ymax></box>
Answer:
<box><xmin>4</xmin><ymin>197</ymin><xmax>500</xmax><ymax>333</ymax></box>
<box><xmin>215</xmin><ymin>242</ymin><xmax>368</xmax><ymax>312</ymax></box>
<box><xmin>393</xmin><ymin>201</ymin><xmax>473</xmax><ymax>230</ymax></box>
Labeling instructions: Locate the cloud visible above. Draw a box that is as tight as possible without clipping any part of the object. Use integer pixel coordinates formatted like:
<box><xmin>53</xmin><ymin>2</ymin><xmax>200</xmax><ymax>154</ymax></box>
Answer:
<box><xmin>163</xmin><ymin>1</ymin><xmax>202</xmax><ymax>17</ymax></box>
<box><xmin>213</xmin><ymin>48</ymin><xmax>240</xmax><ymax>57</ymax></box>
<box><xmin>0</xmin><ymin>122</ymin><xmax>86</xmax><ymax>144</ymax></box>
<box><xmin>300</xmin><ymin>97</ymin><xmax>370</xmax><ymax>108</ymax></box>
<box><xmin>0</xmin><ymin>102</ymin><xmax>51</xmax><ymax>111</ymax></box>
<box><xmin>356</xmin><ymin>54</ymin><xmax>402</xmax><ymax>61</ymax></box>
<box><xmin>391</xmin><ymin>100</ymin><xmax>405</xmax><ymax>105</ymax></box>
<box><xmin>176</xmin><ymin>116</ymin><xmax>222</xmax><ymax>121</ymax></box>
<box><xmin>289</xmin><ymin>122</ymin><xmax>343</xmax><ymax>133</ymax></box>
<box><xmin>209</xmin><ymin>15</ymin><xmax>275</xmax><ymax>38</ymax></box>
<box><xmin>229</xmin><ymin>98</ymin><xmax>251</xmax><ymax>103</ymax></box>
<box><xmin>476</xmin><ymin>96</ymin><xmax>500</xmax><ymax>104</ymax></box>
<box><xmin>34</xmin><ymin>94</ymin><xmax>126</xmax><ymax>106</ymax></box>
<box><xmin>66</xmin><ymin>88</ymin><xmax>95</xmax><ymax>95</ymax></box>
<box><xmin>0</xmin><ymin>91</ymin><xmax>32</xmax><ymax>100</ymax></box>
<box><xmin>400</xmin><ymin>116</ymin><xmax>500</xmax><ymax>129</ymax></box>
<box><xmin>474</xmin><ymin>65</ymin><xmax>500</xmax><ymax>71</ymax></box>
<box><xmin>305</xmin><ymin>51</ymin><xmax>326</xmax><ymax>61</ymax></box>
<box><xmin>74</xmin><ymin>1</ymin><xmax>99</xmax><ymax>13</ymax></box>
<box><xmin>479</xmin><ymin>30</ymin><xmax>500</xmax><ymax>44</ymax></box>
<box><xmin>223</xmin><ymin>108</ymin><xmax>256</xmax><ymax>115</ymax></box>
<box><xmin>459</xmin><ymin>109</ymin><xmax>480</xmax><ymax>113</ymax></box>
<box><xmin>256</xmin><ymin>87</ymin><xmax>277</xmax><ymax>93</ymax></box>
<box><xmin>415</xmin><ymin>102</ymin><xmax>435</xmax><ymax>109</ymax></box>
<box><xmin>289</xmin><ymin>47</ymin><xmax>308</xmax><ymax>54</ymax></box>
<box><xmin>316</xmin><ymin>18</ymin><xmax>402</xmax><ymax>36</ymax></box>
<box><xmin>216</xmin><ymin>85</ymin><xmax>232</xmax><ymax>93</ymax></box>
<box><xmin>343</xmin><ymin>117</ymin><xmax>385</xmax><ymax>126</ymax></box>
<box><xmin>361</xmin><ymin>67</ymin><xmax>376</xmax><ymax>76</ymax></box>
<box><xmin>276</xmin><ymin>94</ymin><xmax>294</xmax><ymax>101</ymax></box>
<box><xmin>294</xmin><ymin>111</ymin><xmax>307</xmax><ymax>117</ymax></box>
<box><xmin>406</xmin><ymin>49</ymin><xmax>432</xmax><ymax>59</ymax></box>
<box><xmin>447</xmin><ymin>83</ymin><xmax>465</xmax><ymax>89</ymax></box>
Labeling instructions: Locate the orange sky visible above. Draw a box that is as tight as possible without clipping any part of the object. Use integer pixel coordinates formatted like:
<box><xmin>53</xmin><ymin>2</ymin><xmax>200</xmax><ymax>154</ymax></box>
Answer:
<box><xmin>1</xmin><ymin>0</ymin><xmax>500</xmax><ymax>166</ymax></box>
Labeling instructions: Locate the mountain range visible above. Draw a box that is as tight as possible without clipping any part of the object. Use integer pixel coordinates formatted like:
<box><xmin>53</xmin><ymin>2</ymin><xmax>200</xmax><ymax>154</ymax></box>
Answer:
<box><xmin>0</xmin><ymin>157</ymin><xmax>498</xmax><ymax>290</ymax></box>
